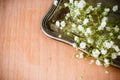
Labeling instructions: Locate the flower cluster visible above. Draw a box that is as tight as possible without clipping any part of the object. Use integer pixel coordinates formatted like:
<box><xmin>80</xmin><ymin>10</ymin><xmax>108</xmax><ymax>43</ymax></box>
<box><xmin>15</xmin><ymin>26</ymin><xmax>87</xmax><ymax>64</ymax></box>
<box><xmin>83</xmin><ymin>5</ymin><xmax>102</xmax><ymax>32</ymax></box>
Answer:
<box><xmin>54</xmin><ymin>0</ymin><xmax>120</xmax><ymax>67</ymax></box>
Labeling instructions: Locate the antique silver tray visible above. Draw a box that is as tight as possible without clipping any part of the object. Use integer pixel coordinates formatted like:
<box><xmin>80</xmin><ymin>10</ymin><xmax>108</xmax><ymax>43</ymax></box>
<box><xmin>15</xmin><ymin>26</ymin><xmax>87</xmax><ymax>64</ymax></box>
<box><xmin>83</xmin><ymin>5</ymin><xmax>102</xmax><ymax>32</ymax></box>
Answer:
<box><xmin>41</xmin><ymin>0</ymin><xmax>120</xmax><ymax>68</ymax></box>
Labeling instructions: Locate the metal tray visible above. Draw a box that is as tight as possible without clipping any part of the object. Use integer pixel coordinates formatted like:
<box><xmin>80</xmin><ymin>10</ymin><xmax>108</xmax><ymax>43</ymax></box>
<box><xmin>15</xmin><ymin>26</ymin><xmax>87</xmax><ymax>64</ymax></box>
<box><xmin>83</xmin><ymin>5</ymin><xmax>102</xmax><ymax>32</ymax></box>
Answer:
<box><xmin>41</xmin><ymin>0</ymin><xmax>120</xmax><ymax>68</ymax></box>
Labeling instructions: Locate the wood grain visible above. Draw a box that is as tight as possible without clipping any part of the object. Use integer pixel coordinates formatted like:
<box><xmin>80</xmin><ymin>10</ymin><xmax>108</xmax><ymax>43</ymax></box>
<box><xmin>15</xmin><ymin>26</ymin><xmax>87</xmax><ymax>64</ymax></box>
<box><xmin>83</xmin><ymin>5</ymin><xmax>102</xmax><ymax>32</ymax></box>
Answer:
<box><xmin>0</xmin><ymin>0</ymin><xmax>120</xmax><ymax>80</ymax></box>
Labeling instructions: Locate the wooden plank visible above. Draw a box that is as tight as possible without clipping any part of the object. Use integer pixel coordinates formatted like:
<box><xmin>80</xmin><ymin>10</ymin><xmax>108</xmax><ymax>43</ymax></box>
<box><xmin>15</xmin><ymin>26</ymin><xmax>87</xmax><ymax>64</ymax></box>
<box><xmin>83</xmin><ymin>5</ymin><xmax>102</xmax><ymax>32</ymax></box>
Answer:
<box><xmin>0</xmin><ymin>0</ymin><xmax>120</xmax><ymax>80</ymax></box>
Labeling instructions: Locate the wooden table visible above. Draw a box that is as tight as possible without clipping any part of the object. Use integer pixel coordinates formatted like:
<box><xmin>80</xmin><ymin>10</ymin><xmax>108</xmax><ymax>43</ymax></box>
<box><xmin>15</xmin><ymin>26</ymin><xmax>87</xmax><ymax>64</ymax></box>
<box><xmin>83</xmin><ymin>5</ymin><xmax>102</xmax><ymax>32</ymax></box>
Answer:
<box><xmin>0</xmin><ymin>0</ymin><xmax>120</xmax><ymax>80</ymax></box>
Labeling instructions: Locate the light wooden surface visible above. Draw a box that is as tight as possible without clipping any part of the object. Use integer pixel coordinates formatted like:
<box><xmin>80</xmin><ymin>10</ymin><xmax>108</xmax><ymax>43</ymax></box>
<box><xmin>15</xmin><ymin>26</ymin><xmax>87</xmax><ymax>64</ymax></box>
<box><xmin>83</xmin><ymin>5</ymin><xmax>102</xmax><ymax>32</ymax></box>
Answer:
<box><xmin>0</xmin><ymin>0</ymin><xmax>120</xmax><ymax>80</ymax></box>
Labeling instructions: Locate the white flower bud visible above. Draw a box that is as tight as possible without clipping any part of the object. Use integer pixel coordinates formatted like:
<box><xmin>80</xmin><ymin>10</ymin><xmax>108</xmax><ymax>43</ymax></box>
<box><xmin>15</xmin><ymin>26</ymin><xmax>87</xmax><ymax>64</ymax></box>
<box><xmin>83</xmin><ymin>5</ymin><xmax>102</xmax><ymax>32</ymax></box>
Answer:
<box><xmin>55</xmin><ymin>20</ymin><xmax>60</xmax><ymax>27</ymax></box>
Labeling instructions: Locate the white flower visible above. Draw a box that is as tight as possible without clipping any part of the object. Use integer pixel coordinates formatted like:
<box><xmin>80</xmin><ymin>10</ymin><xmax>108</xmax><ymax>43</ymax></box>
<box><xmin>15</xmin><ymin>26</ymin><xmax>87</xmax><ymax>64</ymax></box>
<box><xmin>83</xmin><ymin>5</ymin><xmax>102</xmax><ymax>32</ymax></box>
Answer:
<box><xmin>118</xmin><ymin>52</ymin><xmax>120</xmax><ymax>56</ymax></box>
<box><xmin>96</xmin><ymin>59</ymin><xmax>102</xmax><ymax>66</ymax></box>
<box><xmin>55</xmin><ymin>20</ymin><xmax>60</xmax><ymax>27</ymax></box>
<box><xmin>102</xmin><ymin>17</ymin><xmax>108</xmax><ymax>22</ymax></box>
<box><xmin>98</xmin><ymin>26</ymin><xmax>104</xmax><ymax>30</ymax></box>
<box><xmin>87</xmin><ymin>38</ymin><xmax>94</xmax><ymax>44</ymax></box>
<box><xmin>64</xmin><ymin>3</ymin><xmax>69</xmax><ymax>7</ymax></box>
<box><xmin>86</xmin><ymin>6</ymin><xmax>94</xmax><ymax>14</ymax></box>
<box><xmin>109</xmin><ymin>33</ymin><xmax>113</xmax><ymax>36</ymax></box>
<box><xmin>78</xmin><ymin>25</ymin><xmax>84</xmax><ymax>32</ymax></box>
<box><xmin>112</xmin><ymin>5</ymin><xmax>118</xmax><ymax>12</ymax></box>
<box><xmin>103</xmin><ymin>41</ymin><xmax>114</xmax><ymax>49</ymax></box>
<box><xmin>72</xmin><ymin>23</ymin><xmax>76</xmax><ymax>28</ymax></box>
<box><xmin>74</xmin><ymin>1</ymin><xmax>78</xmax><ymax>5</ymax></box>
<box><xmin>79</xmin><ymin>42</ymin><xmax>86</xmax><ymax>49</ymax></box>
<box><xmin>101</xmin><ymin>21</ymin><xmax>107</xmax><ymax>27</ymax></box>
<box><xmin>97</xmin><ymin>3</ymin><xmax>102</xmax><ymax>8</ymax></box>
<box><xmin>92</xmin><ymin>49</ymin><xmax>100</xmax><ymax>58</ymax></box>
<box><xmin>66</xmin><ymin>13</ymin><xmax>70</xmax><ymax>17</ymax></box>
<box><xmin>113</xmin><ymin>45</ymin><xmax>120</xmax><ymax>52</ymax></box>
<box><xmin>104</xmin><ymin>58</ymin><xmax>110</xmax><ymax>67</ymax></box>
<box><xmin>60</xmin><ymin>21</ymin><xmax>66</xmax><ymax>27</ymax></box>
<box><xmin>98</xmin><ymin>17</ymin><xmax>108</xmax><ymax>30</ymax></box>
<box><xmin>79</xmin><ymin>52</ymin><xmax>84</xmax><ymax>59</ymax></box>
<box><xmin>104</xmin><ymin>8</ymin><xmax>110</xmax><ymax>13</ymax></box>
<box><xmin>85</xmin><ymin>28</ymin><xmax>92</xmax><ymax>36</ymax></box>
<box><xmin>74</xmin><ymin>9</ymin><xmax>81</xmax><ymax>16</ymax></box>
<box><xmin>106</xmin><ymin>27</ymin><xmax>111</xmax><ymax>31</ymax></box>
<box><xmin>54</xmin><ymin>0</ymin><xmax>58</xmax><ymax>6</ymax></box>
<box><xmin>89</xmin><ymin>60</ymin><xmax>94</xmax><ymax>64</ymax></box>
<box><xmin>105</xmin><ymin>70</ymin><xmax>109</xmax><ymax>74</ymax></box>
<box><xmin>114</xmin><ymin>25</ymin><xmax>119</xmax><ymax>32</ymax></box>
<box><xmin>72</xmin><ymin>43</ymin><xmax>77</xmax><ymax>48</ymax></box>
<box><xmin>111</xmin><ymin>53</ymin><xmax>117</xmax><ymax>59</ymax></box>
<box><xmin>101</xmin><ymin>49</ymin><xmax>107</xmax><ymax>55</ymax></box>
<box><xmin>77</xmin><ymin>0</ymin><xmax>86</xmax><ymax>10</ymax></box>
<box><xmin>74</xmin><ymin>36</ymin><xmax>79</xmax><ymax>42</ymax></box>
<box><xmin>69</xmin><ymin>0</ymin><xmax>73</xmax><ymax>3</ymax></box>
<box><xmin>83</xmin><ymin>18</ymin><xmax>89</xmax><ymax>25</ymax></box>
<box><xmin>118</xmin><ymin>35</ymin><xmax>120</xmax><ymax>39</ymax></box>
<box><xmin>88</xmin><ymin>15</ymin><xmax>93</xmax><ymax>21</ymax></box>
<box><xmin>72</xmin><ymin>23</ymin><xmax>76</xmax><ymax>30</ymax></box>
<box><xmin>58</xmin><ymin>35</ymin><xmax>62</xmax><ymax>38</ymax></box>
